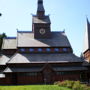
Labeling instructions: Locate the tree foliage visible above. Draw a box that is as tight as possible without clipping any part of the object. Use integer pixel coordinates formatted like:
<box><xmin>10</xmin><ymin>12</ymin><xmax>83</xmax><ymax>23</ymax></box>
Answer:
<box><xmin>0</xmin><ymin>33</ymin><xmax>6</xmax><ymax>50</ymax></box>
<box><xmin>54</xmin><ymin>80</ymin><xmax>90</xmax><ymax>90</ymax></box>
<box><xmin>0</xmin><ymin>13</ymin><xmax>2</xmax><ymax>16</ymax></box>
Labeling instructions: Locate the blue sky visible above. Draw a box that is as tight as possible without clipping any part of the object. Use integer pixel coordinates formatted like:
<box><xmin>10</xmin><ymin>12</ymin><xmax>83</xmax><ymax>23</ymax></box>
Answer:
<box><xmin>0</xmin><ymin>0</ymin><xmax>90</xmax><ymax>56</ymax></box>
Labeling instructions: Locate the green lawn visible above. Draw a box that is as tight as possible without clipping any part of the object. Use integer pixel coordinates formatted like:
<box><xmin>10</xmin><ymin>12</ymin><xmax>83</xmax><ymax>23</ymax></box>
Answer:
<box><xmin>0</xmin><ymin>85</ymin><xmax>71</xmax><ymax>90</ymax></box>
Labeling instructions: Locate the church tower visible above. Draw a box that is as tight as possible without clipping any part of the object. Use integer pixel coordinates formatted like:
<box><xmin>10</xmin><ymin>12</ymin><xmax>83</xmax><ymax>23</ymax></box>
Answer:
<box><xmin>83</xmin><ymin>18</ymin><xmax>90</xmax><ymax>62</ymax></box>
<box><xmin>32</xmin><ymin>0</ymin><xmax>51</xmax><ymax>39</ymax></box>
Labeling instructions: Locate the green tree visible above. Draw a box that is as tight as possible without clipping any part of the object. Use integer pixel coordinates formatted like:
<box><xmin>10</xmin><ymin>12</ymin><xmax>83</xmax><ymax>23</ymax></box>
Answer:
<box><xmin>0</xmin><ymin>33</ymin><xmax>6</xmax><ymax>50</ymax></box>
<box><xmin>0</xmin><ymin>13</ymin><xmax>2</xmax><ymax>16</ymax></box>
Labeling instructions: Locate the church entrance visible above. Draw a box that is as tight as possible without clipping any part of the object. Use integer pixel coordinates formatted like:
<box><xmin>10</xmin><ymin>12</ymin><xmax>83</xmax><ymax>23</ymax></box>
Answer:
<box><xmin>42</xmin><ymin>64</ymin><xmax>53</xmax><ymax>84</ymax></box>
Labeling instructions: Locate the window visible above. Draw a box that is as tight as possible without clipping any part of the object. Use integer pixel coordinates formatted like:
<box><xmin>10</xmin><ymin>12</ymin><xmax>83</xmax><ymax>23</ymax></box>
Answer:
<box><xmin>56</xmin><ymin>72</ymin><xmax>64</xmax><ymax>75</ymax></box>
<box><xmin>20</xmin><ymin>48</ymin><xmax>25</xmax><ymax>52</ymax></box>
<box><xmin>54</xmin><ymin>48</ymin><xmax>59</xmax><ymax>52</ymax></box>
<box><xmin>46</xmin><ymin>48</ymin><xmax>51</xmax><ymax>52</ymax></box>
<box><xmin>38</xmin><ymin>48</ymin><xmax>43</xmax><ymax>52</ymax></box>
<box><xmin>56</xmin><ymin>71</ymin><xmax>80</xmax><ymax>75</ymax></box>
<box><xmin>63</xmin><ymin>48</ymin><xmax>67</xmax><ymax>52</ymax></box>
<box><xmin>29</xmin><ymin>48</ymin><xmax>34</xmax><ymax>52</ymax></box>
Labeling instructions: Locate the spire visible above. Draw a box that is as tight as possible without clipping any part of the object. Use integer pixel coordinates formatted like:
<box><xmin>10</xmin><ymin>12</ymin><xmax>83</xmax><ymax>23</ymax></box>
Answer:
<box><xmin>37</xmin><ymin>0</ymin><xmax>45</xmax><ymax>18</ymax></box>
<box><xmin>87</xmin><ymin>17</ymin><xmax>90</xmax><ymax>27</ymax></box>
<box><xmin>83</xmin><ymin>18</ymin><xmax>90</xmax><ymax>53</ymax></box>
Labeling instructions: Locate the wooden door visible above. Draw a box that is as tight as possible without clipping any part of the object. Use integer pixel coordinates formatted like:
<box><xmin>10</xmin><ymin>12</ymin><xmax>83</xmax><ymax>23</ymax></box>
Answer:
<box><xmin>43</xmin><ymin>65</ymin><xmax>53</xmax><ymax>84</ymax></box>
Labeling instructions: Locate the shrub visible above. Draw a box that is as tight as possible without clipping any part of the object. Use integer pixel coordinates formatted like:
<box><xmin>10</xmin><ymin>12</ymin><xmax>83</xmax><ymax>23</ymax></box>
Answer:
<box><xmin>54</xmin><ymin>80</ymin><xmax>90</xmax><ymax>90</ymax></box>
<box><xmin>72</xmin><ymin>81</ymin><xmax>81</xmax><ymax>90</ymax></box>
<box><xmin>58</xmin><ymin>80</ymin><xmax>68</xmax><ymax>87</ymax></box>
<box><xmin>85</xmin><ymin>87</ymin><xmax>90</xmax><ymax>90</ymax></box>
<box><xmin>79</xmin><ymin>84</ymin><xmax>87</xmax><ymax>90</ymax></box>
<box><xmin>54</xmin><ymin>81</ymin><xmax>61</xmax><ymax>85</ymax></box>
<box><xmin>56</xmin><ymin>80</ymin><xmax>74</xmax><ymax>88</ymax></box>
<box><xmin>66</xmin><ymin>80</ymin><xmax>74</xmax><ymax>88</ymax></box>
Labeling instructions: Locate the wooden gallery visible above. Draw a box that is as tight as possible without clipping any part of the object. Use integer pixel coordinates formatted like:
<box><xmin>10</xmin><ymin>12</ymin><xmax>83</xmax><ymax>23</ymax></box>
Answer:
<box><xmin>0</xmin><ymin>0</ymin><xmax>90</xmax><ymax>85</ymax></box>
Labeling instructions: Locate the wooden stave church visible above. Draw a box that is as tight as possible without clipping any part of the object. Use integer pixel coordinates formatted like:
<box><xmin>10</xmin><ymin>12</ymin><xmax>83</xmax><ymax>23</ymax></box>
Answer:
<box><xmin>0</xmin><ymin>0</ymin><xmax>89</xmax><ymax>85</ymax></box>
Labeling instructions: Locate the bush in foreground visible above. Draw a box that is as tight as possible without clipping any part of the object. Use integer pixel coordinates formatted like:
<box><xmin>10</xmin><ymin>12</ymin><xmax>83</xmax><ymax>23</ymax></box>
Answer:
<box><xmin>72</xmin><ymin>81</ymin><xmax>81</xmax><ymax>90</ymax></box>
<box><xmin>54</xmin><ymin>80</ymin><xmax>90</xmax><ymax>90</ymax></box>
<box><xmin>59</xmin><ymin>80</ymin><xmax>74</xmax><ymax>88</ymax></box>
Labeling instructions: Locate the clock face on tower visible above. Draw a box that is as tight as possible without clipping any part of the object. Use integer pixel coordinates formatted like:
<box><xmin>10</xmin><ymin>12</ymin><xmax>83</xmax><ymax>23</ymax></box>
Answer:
<box><xmin>39</xmin><ymin>28</ymin><xmax>46</xmax><ymax>35</ymax></box>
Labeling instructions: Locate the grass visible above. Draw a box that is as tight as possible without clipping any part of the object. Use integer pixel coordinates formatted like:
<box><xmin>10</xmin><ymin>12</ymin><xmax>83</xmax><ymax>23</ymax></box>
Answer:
<box><xmin>0</xmin><ymin>85</ymin><xmax>71</xmax><ymax>90</ymax></box>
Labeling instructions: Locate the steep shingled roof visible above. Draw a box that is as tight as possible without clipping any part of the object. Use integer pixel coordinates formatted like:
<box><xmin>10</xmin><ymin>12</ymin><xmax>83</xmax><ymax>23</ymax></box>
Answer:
<box><xmin>17</xmin><ymin>31</ymin><xmax>71</xmax><ymax>47</ymax></box>
<box><xmin>2</xmin><ymin>31</ymin><xmax>72</xmax><ymax>49</ymax></box>
<box><xmin>4</xmin><ymin>66</ymin><xmax>87</xmax><ymax>73</ymax></box>
<box><xmin>7</xmin><ymin>53</ymin><xmax>83</xmax><ymax>64</ymax></box>
<box><xmin>0</xmin><ymin>55</ymin><xmax>10</xmax><ymax>65</ymax></box>
<box><xmin>4</xmin><ymin>67</ymin><xmax>42</xmax><ymax>73</ymax></box>
<box><xmin>2</xmin><ymin>37</ymin><xmax>17</xmax><ymax>49</ymax></box>
<box><xmin>33</xmin><ymin>16</ymin><xmax>51</xmax><ymax>24</ymax></box>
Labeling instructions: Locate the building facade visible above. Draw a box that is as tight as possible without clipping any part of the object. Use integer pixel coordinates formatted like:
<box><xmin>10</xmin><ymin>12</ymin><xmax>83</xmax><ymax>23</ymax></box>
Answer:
<box><xmin>83</xmin><ymin>18</ymin><xmax>90</xmax><ymax>83</ymax></box>
<box><xmin>0</xmin><ymin>0</ymin><xmax>89</xmax><ymax>85</ymax></box>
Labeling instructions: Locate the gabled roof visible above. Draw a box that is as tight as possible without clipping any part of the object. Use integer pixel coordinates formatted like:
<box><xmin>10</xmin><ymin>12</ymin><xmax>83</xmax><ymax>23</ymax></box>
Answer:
<box><xmin>33</xmin><ymin>16</ymin><xmax>51</xmax><ymax>24</ymax></box>
<box><xmin>7</xmin><ymin>53</ymin><xmax>83</xmax><ymax>64</ymax></box>
<box><xmin>17</xmin><ymin>31</ymin><xmax>71</xmax><ymax>47</ymax></box>
<box><xmin>0</xmin><ymin>55</ymin><xmax>10</xmax><ymax>65</ymax></box>
<box><xmin>83</xmin><ymin>18</ymin><xmax>90</xmax><ymax>53</ymax></box>
<box><xmin>2</xmin><ymin>37</ymin><xmax>17</xmax><ymax>49</ymax></box>
<box><xmin>2</xmin><ymin>31</ymin><xmax>72</xmax><ymax>49</ymax></box>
